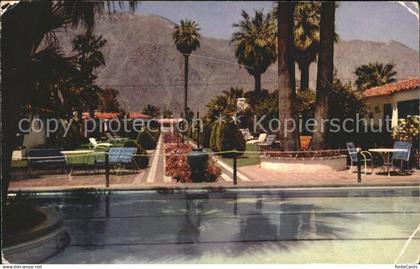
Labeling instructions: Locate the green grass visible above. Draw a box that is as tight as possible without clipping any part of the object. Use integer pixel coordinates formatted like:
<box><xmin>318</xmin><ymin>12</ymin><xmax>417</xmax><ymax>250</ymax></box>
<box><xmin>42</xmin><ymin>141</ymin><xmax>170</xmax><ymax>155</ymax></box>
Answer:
<box><xmin>221</xmin><ymin>143</ymin><xmax>260</xmax><ymax>168</ymax></box>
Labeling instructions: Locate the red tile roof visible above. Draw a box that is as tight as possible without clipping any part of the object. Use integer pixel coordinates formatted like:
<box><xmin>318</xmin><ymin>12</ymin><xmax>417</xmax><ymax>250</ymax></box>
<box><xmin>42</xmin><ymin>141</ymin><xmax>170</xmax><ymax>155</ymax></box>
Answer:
<box><xmin>82</xmin><ymin>112</ymin><xmax>152</xmax><ymax>120</ymax></box>
<box><xmin>82</xmin><ymin>112</ymin><xmax>119</xmax><ymax>120</ymax></box>
<box><xmin>362</xmin><ymin>78</ymin><xmax>420</xmax><ymax>98</ymax></box>
<box><xmin>128</xmin><ymin>112</ymin><xmax>152</xmax><ymax>119</ymax></box>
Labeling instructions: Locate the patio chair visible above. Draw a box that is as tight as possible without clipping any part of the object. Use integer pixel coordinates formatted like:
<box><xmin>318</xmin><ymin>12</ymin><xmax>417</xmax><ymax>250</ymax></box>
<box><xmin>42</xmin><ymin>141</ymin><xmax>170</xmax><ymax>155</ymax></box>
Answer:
<box><xmin>239</xmin><ymin>128</ymin><xmax>254</xmax><ymax>141</ymax></box>
<box><xmin>246</xmin><ymin>133</ymin><xmax>267</xmax><ymax>145</ymax></box>
<box><xmin>257</xmin><ymin>134</ymin><xmax>276</xmax><ymax>152</ymax></box>
<box><xmin>89</xmin><ymin>137</ymin><xmax>112</xmax><ymax>149</ymax></box>
<box><xmin>346</xmin><ymin>142</ymin><xmax>373</xmax><ymax>175</ymax></box>
<box><xmin>118</xmin><ymin>147</ymin><xmax>139</xmax><ymax>173</ymax></box>
<box><xmin>390</xmin><ymin>141</ymin><xmax>412</xmax><ymax>174</ymax></box>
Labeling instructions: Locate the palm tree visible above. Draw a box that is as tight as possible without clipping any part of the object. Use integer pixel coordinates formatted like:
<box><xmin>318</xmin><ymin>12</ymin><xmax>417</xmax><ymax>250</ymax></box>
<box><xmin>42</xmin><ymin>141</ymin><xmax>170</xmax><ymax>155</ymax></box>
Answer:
<box><xmin>294</xmin><ymin>2</ymin><xmax>321</xmax><ymax>90</ymax></box>
<box><xmin>206</xmin><ymin>87</ymin><xmax>244</xmax><ymax>121</ymax></box>
<box><xmin>277</xmin><ymin>2</ymin><xmax>300</xmax><ymax>150</ymax></box>
<box><xmin>72</xmin><ymin>32</ymin><xmax>107</xmax><ymax>117</ymax></box>
<box><xmin>172</xmin><ymin>19</ymin><xmax>201</xmax><ymax>119</ymax></box>
<box><xmin>231</xmin><ymin>10</ymin><xmax>277</xmax><ymax>96</ymax></box>
<box><xmin>142</xmin><ymin>104</ymin><xmax>161</xmax><ymax>118</ymax></box>
<box><xmin>311</xmin><ymin>1</ymin><xmax>336</xmax><ymax>150</ymax></box>
<box><xmin>2</xmin><ymin>0</ymin><xmax>137</xmax><ymax>201</ymax></box>
<box><xmin>354</xmin><ymin>62</ymin><xmax>397</xmax><ymax>91</ymax></box>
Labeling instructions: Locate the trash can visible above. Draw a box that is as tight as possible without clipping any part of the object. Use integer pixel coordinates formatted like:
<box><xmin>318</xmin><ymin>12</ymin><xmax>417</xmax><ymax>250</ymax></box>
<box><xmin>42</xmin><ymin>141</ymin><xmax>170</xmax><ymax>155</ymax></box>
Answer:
<box><xmin>187</xmin><ymin>148</ymin><xmax>209</xmax><ymax>182</ymax></box>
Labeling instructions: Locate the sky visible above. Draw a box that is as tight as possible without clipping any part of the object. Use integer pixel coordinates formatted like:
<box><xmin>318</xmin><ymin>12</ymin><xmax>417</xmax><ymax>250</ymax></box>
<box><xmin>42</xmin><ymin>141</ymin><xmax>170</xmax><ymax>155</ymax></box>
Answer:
<box><xmin>131</xmin><ymin>1</ymin><xmax>419</xmax><ymax>50</ymax></box>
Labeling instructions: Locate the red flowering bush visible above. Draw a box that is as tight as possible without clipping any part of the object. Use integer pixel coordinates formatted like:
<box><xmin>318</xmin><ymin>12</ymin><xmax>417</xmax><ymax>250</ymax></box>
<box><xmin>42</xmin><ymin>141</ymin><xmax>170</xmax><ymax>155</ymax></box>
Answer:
<box><xmin>164</xmin><ymin>136</ymin><xmax>221</xmax><ymax>182</ymax></box>
<box><xmin>163</xmin><ymin>132</ymin><xmax>183</xmax><ymax>144</ymax></box>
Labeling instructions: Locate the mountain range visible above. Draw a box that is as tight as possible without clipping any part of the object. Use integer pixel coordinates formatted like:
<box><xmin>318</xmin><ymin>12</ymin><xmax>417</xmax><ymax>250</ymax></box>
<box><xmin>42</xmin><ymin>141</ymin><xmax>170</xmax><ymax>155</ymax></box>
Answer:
<box><xmin>56</xmin><ymin>13</ymin><xmax>419</xmax><ymax>114</ymax></box>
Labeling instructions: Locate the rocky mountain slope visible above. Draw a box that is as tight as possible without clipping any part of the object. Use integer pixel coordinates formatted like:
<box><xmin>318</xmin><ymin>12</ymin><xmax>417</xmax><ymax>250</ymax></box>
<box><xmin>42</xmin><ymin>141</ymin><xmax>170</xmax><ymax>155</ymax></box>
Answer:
<box><xmin>56</xmin><ymin>13</ymin><xmax>419</xmax><ymax>114</ymax></box>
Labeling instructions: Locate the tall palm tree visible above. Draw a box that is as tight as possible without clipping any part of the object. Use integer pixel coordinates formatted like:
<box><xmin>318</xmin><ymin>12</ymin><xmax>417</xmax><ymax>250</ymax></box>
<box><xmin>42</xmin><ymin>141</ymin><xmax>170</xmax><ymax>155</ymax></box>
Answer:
<box><xmin>354</xmin><ymin>62</ymin><xmax>397</xmax><ymax>91</ymax></box>
<box><xmin>231</xmin><ymin>10</ymin><xmax>277</xmax><ymax>96</ymax></box>
<box><xmin>294</xmin><ymin>2</ymin><xmax>321</xmax><ymax>90</ymax></box>
<box><xmin>277</xmin><ymin>2</ymin><xmax>300</xmax><ymax>150</ymax></box>
<box><xmin>172</xmin><ymin>19</ymin><xmax>201</xmax><ymax>118</ymax></box>
<box><xmin>311</xmin><ymin>1</ymin><xmax>336</xmax><ymax>150</ymax></box>
<box><xmin>1</xmin><ymin>0</ymin><xmax>137</xmax><ymax>201</ymax></box>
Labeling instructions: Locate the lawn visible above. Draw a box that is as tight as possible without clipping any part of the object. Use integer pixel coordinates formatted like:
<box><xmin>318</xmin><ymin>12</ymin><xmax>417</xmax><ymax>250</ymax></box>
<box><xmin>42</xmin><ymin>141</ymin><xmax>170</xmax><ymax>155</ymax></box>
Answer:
<box><xmin>221</xmin><ymin>143</ymin><xmax>260</xmax><ymax>168</ymax></box>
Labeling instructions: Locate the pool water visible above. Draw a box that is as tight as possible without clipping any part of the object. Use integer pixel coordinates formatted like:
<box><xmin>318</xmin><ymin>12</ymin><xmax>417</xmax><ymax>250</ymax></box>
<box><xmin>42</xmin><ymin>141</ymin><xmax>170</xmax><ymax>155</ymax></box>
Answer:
<box><xmin>29</xmin><ymin>187</ymin><xmax>420</xmax><ymax>263</ymax></box>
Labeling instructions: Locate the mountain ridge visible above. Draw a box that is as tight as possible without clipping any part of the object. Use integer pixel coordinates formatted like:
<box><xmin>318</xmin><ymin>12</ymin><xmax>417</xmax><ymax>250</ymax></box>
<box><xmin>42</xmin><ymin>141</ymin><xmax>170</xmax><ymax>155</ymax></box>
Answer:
<box><xmin>56</xmin><ymin>13</ymin><xmax>419</xmax><ymax>114</ymax></box>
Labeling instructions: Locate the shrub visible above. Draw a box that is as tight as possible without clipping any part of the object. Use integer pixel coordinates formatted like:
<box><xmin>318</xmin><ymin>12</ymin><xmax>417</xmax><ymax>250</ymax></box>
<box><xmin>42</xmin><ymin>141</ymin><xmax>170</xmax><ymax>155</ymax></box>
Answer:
<box><xmin>123</xmin><ymin>140</ymin><xmax>149</xmax><ymax>169</ymax></box>
<box><xmin>164</xmin><ymin>141</ymin><xmax>221</xmax><ymax>183</ymax></box>
<box><xmin>210</xmin><ymin>121</ymin><xmax>221</xmax><ymax>152</ymax></box>
<box><xmin>136</xmin><ymin>129</ymin><xmax>157</xmax><ymax>150</ymax></box>
<box><xmin>393</xmin><ymin>116</ymin><xmax>419</xmax><ymax>146</ymax></box>
<box><xmin>200</xmin><ymin>122</ymin><xmax>213</xmax><ymax>148</ymax></box>
<box><xmin>218</xmin><ymin>121</ymin><xmax>246</xmax><ymax>158</ymax></box>
<box><xmin>210</xmin><ymin>121</ymin><xmax>245</xmax><ymax>157</ymax></box>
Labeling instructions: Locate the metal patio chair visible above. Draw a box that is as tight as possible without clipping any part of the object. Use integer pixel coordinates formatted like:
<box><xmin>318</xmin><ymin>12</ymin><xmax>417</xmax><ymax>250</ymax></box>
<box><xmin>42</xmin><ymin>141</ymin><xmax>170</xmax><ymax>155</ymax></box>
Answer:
<box><xmin>346</xmin><ymin>142</ymin><xmax>373</xmax><ymax>175</ymax></box>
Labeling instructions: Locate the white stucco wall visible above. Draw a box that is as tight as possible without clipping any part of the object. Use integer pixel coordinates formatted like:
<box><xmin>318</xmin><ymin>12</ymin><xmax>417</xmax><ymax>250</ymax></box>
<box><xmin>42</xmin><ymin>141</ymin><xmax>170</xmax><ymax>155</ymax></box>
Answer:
<box><xmin>363</xmin><ymin>88</ymin><xmax>420</xmax><ymax>127</ymax></box>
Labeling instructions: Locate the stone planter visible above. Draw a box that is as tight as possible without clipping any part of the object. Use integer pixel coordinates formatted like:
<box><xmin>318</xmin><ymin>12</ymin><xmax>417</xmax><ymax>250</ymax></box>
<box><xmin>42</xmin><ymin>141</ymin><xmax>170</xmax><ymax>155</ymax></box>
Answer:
<box><xmin>3</xmin><ymin>208</ymin><xmax>69</xmax><ymax>263</ymax></box>
<box><xmin>260</xmin><ymin>155</ymin><xmax>347</xmax><ymax>172</ymax></box>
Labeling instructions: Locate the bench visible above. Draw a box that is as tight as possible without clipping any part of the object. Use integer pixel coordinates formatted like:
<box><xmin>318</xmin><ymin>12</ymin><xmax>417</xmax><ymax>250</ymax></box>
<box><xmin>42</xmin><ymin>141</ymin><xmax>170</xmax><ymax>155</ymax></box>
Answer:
<box><xmin>27</xmin><ymin>148</ymin><xmax>66</xmax><ymax>176</ymax></box>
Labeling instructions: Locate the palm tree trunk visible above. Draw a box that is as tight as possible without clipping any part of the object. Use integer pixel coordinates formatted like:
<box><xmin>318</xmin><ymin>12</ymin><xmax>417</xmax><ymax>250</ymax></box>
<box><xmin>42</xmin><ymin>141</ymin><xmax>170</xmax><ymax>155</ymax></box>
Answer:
<box><xmin>312</xmin><ymin>2</ymin><xmax>335</xmax><ymax>150</ymax></box>
<box><xmin>300</xmin><ymin>62</ymin><xmax>310</xmax><ymax>90</ymax></box>
<box><xmin>253</xmin><ymin>74</ymin><xmax>261</xmax><ymax>94</ymax></box>
<box><xmin>2</xmin><ymin>5</ymin><xmax>34</xmax><ymax>203</ymax></box>
<box><xmin>183</xmin><ymin>54</ymin><xmax>189</xmax><ymax>119</ymax></box>
<box><xmin>277</xmin><ymin>1</ymin><xmax>299</xmax><ymax>151</ymax></box>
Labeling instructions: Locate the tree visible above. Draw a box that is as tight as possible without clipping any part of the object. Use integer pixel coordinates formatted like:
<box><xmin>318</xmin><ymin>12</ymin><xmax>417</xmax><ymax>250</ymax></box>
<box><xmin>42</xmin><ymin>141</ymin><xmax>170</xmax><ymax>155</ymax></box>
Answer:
<box><xmin>206</xmin><ymin>87</ymin><xmax>244</xmax><ymax>121</ymax></box>
<box><xmin>354</xmin><ymin>62</ymin><xmax>397</xmax><ymax>91</ymax></box>
<box><xmin>231</xmin><ymin>10</ymin><xmax>277</xmax><ymax>95</ymax></box>
<box><xmin>2</xmin><ymin>0</ymin><xmax>137</xmax><ymax>202</ymax></box>
<box><xmin>172</xmin><ymin>19</ymin><xmax>201</xmax><ymax>118</ymax></box>
<box><xmin>99</xmin><ymin>87</ymin><xmax>121</xmax><ymax>112</ymax></box>
<box><xmin>142</xmin><ymin>104</ymin><xmax>161</xmax><ymax>118</ymax></box>
<box><xmin>311</xmin><ymin>1</ymin><xmax>336</xmax><ymax>150</ymax></box>
<box><xmin>277</xmin><ymin>2</ymin><xmax>300</xmax><ymax>151</ymax></box>
<box><xmin>72</xmin><ymin>32</ymin><xmax>107</xmax><ymax>117</ymax></box>
<box><xmin>294</xmin><ymin>2</ymin><xmax>321</xmax><ymax>90</ymax></box>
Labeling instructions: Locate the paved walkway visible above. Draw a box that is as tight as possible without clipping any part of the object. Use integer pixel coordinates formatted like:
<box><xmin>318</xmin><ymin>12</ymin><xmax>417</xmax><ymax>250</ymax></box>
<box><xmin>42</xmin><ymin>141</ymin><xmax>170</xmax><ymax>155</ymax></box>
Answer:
<box><xmin>8</xmin><ymin>166</ymin><xmax>419</xmax><ymax>192</ymax></box>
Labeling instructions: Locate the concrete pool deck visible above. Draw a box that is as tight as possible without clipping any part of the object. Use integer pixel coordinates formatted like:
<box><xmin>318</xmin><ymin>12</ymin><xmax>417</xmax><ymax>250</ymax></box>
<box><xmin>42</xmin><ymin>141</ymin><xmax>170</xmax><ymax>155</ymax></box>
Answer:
<box><xmin>8</xmin><ymin>168</ymin><xmax>420</xmax><ymax>192</ymax></box>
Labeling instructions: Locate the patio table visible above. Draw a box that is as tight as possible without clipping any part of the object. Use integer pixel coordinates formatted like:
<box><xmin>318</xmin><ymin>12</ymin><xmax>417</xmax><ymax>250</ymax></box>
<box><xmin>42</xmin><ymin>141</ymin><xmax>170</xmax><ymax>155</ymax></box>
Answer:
<box><xmin>369</xmin><ymin>148</ymin><xmax>408</xmax><ymax>176</ymax></box>
<box><xmin>61</xmin><ymin>150</ymin><xmax>96</xmax><ymax>179</ymax></box>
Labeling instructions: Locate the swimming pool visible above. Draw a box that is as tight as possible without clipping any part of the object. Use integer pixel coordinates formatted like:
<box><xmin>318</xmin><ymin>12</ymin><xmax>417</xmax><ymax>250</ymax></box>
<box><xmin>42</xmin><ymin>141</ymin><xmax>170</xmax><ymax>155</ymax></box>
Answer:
<box><xmin>15</xmin><ymin>187</ymin><xmax>420</xmax><ymax>263</ymax></box>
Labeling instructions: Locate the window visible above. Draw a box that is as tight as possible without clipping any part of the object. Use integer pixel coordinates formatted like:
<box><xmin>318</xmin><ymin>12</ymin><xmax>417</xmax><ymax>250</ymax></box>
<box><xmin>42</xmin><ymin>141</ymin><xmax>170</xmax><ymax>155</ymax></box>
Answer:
<box><xmin>398</xmin><ymin>99</ymin><xmax>420</xmax><ymax>118</ymax></box>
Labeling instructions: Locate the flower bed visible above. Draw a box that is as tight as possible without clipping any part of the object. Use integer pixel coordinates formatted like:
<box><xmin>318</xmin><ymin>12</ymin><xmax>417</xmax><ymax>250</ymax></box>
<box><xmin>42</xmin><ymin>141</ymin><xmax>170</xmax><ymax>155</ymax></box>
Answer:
<box><xmin>163</xmin><ymin>132</ymin><xmax>183</xmax><ymax>144</ymax></box>
<box><xmin>164</xmin><ymin>133</ymin><xmax>221</xmax><ymax>183</ymax></box>
<box><xmin>260</xmin><ymin>149</ymin><xmax>347</xmax><ymax>172</ymax></box>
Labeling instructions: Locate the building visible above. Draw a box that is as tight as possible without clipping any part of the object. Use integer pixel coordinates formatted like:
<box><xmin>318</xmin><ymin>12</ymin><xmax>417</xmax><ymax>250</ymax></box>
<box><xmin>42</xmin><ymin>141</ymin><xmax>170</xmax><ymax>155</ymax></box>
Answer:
<box><xmin>362</xmin><ymin>78</ymin><xmax>420</xmax><ymax>128</ymax></box>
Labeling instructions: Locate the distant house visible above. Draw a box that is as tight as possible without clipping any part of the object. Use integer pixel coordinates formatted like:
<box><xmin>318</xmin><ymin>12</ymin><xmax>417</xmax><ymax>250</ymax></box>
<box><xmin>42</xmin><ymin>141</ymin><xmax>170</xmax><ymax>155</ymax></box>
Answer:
<box><xmin>362</xmin><ymin>78</ymin><xmax>420</xmax><ymax>128</ymax></box>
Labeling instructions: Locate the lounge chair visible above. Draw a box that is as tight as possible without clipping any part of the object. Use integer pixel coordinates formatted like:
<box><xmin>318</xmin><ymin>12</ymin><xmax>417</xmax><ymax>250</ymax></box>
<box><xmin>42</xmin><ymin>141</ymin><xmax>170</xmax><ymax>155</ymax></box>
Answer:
<box><xmin>346</xmin><ymin>142</ymin><xmax>373</xmax><ymax>175</ymax></box>
<box><xmin>257</xmin><ymin>134</ymin><xmax>276</xmax><ymax>151</ymax></box>
<box><xmin>239</xmin><ymin>128</ymin><xmax>254</xmax><ymax>141</ymax></box>
<box><xmin>89</xmin><ymin>138</ymin><xmax>112</xmax><ymax>149</ymax></box>
<box><xmin>247</xmin><ymin>133</ymin><xmax>267</xmax><ymax>145</ymax></box>
<box><xmin>97</xmin><ymin>147</ymin><xmax>138</xmax><ymax>175</ymax></box>
<box><xmin>105</xmin><ymin>133</ymin><xmax>128</xmax><ymax>143</ymax></box>
<box><xmin>27</xmin><ymin>148</ymin><xmax>67</xmax><ymax>176</ymax></box>
<box><xmin>390</xmin><ymin>141</ymin><xmax>412</xmax><ymax>174</ymax></box>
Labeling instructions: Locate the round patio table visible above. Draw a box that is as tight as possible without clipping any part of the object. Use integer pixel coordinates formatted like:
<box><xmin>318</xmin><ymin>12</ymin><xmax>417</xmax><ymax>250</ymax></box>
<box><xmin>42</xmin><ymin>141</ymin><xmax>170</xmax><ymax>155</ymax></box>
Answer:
<box><xmin>369</xmin><ymin>148</ymin><xmax>408</xmax><ymax>176</ymax></box>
